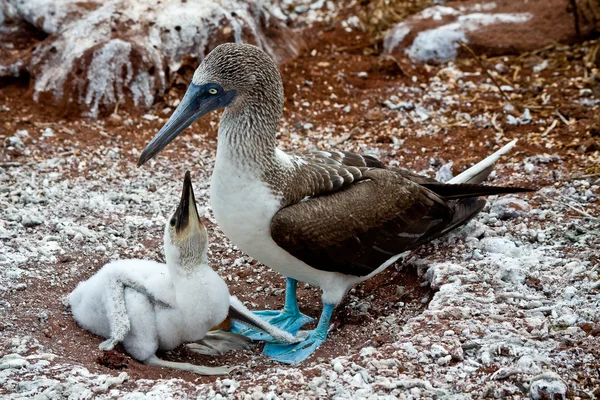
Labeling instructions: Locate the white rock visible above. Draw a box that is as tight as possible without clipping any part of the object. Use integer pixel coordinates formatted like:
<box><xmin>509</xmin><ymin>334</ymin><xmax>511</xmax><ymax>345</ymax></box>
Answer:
<box><xmin>490</xmin><ymin>197</ymin><xmax>530</xmax><ymax>219</ymax></box>
<box><xmin>430</xmin><ymin>344</ymin><xmax>449</xmax><ymax>358</ymax></box>
<box><xmin>479</xmin><ymin>237</ymin><xmax>521</xmax><ymax>257</ymax></box>
<box><xmin>0</xmin><ymin>353</ymin><xmax>29</xmax><ymax>370</ymax></box>
<box><xmin>21</xmin><ymin>215</ymin><xmax>44</xmax><ymax>227</ymax></box>
<box><xmin>530</xmin><ymin>373</ymin><xmax>566</xmax><ymax>400</ymax></box>
<box><xmin>524</xmin><ymin>163</ymin><xmax>535</xmax><ymax>174</ymax></box>
<box><xmin>333</xmin><ymin>361</ymin><xmax>344</xmax><ymax>373</ymax></box>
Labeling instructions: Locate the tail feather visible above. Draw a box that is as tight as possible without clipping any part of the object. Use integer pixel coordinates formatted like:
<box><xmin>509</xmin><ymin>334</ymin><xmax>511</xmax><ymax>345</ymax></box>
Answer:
<box><xmin>449</xmin><ymin>139</ymin><xmax>518</xmax><ymax>184</ymax></box>
<box><xmin>422</xmin><ymin>182</ymin><xmax>534</xmax><ymax>200</ymax></box>
<box><xmin>415</xmin><ymin>198</ymin><xmax>486</xmax><ymax>246</ymax></box>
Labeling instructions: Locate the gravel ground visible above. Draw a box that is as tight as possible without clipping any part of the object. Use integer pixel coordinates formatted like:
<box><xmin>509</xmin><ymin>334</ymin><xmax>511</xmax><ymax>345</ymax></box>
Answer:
<box><xmin>1</xmin><ymin>1</ymin><xmax>600</xmax><ymax>399</ymax></box>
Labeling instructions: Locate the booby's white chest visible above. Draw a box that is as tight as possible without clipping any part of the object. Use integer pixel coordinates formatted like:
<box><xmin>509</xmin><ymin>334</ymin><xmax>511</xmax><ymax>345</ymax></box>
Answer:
<box><xmin>209</xmin><ymin>154</ymin><xmax>362</xmax><ymax>304</ymax></box>
<box><xmin>210</xmin><ymin>160</ymin><xmax>284</xmax><ymax>263</ymax></box>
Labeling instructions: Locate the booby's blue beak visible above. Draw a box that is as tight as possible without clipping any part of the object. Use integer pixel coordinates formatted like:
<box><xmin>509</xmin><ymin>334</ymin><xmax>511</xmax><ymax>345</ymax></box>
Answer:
<box><xmin>137</xmin><ymin>83</ymin><xmax>236</xmax><ymax>166</ymax></box>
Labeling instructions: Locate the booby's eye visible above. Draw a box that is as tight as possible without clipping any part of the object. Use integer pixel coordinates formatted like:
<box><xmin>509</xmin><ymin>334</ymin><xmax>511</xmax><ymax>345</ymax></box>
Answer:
<box><xmin>170</xmin><ymin>218</ymin><xmax>176</xmax><ymax>227</ymax></box>
<box><xmin>208</xmin><ymin>88</ymin><xmax>218</xmax><ymax>95</ymax></box>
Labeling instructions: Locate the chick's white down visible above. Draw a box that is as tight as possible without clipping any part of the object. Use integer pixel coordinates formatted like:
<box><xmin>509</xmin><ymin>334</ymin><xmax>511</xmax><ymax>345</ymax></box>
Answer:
<box><xmin>69</xmin><ymin>218</ymin><xmax>236</xmax><ymax>374</ymax></box>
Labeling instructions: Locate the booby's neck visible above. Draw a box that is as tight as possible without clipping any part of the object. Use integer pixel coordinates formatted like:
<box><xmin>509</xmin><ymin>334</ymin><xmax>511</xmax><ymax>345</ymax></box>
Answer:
<box><xmin>216</xmin><ymin>95</ymin><xmax>285</xmax><ymax>174</ymax></box>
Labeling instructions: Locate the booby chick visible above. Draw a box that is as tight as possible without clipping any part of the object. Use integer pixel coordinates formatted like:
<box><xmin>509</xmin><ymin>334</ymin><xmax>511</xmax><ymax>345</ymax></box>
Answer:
<box><xmin>137</xmin><ymin>43</ymin><xmax>534</xmax><ymax>364</ymax></box>
<box><xmin>69</xmin><ymin>171</ymin><xmax>301</xmax><ymax>374</ymax></box>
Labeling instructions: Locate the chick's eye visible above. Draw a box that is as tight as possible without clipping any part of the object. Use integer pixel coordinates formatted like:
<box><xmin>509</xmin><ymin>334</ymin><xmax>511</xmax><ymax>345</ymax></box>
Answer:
<box><xmin>170</xmin><ymin>218</ymin><xmax>176</xmax><ymax>227</ymax></box>
<box><xmin>208</xmin><ymin>88</ymin><xmax>218</xmax><ymax>95</ymax></box>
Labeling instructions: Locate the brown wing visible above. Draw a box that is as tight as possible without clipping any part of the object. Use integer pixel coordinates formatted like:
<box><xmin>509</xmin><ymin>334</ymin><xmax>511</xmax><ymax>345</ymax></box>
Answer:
<box><xmin>282</xmin><ymin>150</ymin><xmax>434</xmax><ymax>205</ymax></box>
<box><xmin>283</xmin><ymin>150</ymin><xmax>532</xmax><ymax>206</ymax></box>
<box><xmin>271</xmin><ymin>169</ymin><xmax>485</xmax><ymax>277</ymax></box>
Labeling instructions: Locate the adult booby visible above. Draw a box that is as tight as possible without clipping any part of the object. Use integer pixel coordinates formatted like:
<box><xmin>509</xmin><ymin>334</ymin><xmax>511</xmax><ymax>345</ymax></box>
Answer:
<box><xmin>69</xmin><ymin>171</ymin><xmax>301</xmax><ymax>373</ymax></box>
<box><xmin>137</xmin><ymin>43</ymin><xmax>533</xmax><ymax>364</ymax></box>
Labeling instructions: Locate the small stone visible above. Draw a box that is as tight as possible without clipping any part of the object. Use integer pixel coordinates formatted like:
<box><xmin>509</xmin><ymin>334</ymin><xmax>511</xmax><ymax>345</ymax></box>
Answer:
<box><xmin>95</xmin><ymin>245</ymin><xmax>107</xmax><ymax>253</ymax></box>
<box><xmin>22</xmin><ymin>215</ymin><xmax>44</xmax><ymax>227</ymax></box>
<box><xmin>0</xmin><ymin>354</ymin><xmax>29</xmax><ymax>370</ymax></box>
<box><xmin>524</xmin><ymin>163</ymin><xmax>535</xmax><ymax>174</ymax></box>
<box><xmin>3</xmin><ymin>136</ymin><xmax>25</xmax><ymax>155</ymax></box>
<box><xmin>333</xmin><ymin>361</ymin><xmax>344</xmax><ymax>373</ymax></box>
<box><xmin>521</xmin><ymin>109</ymin><xmax>532</xmax><ymax>123</ymax></box>
<box><xmin>530</xmin><ymin>373</ymin><xmax>566</xmax><ymax>400</ymax></box>
<box><xmin>396</xmin><ymin>285</ymin><xmax>405</xmax><ymax>296</ymax></box>
<box><xmin>555</xmin><ymin>313</ymin><xmax>578</xmax><ymax>327</ymax></box>
<box><xmin>360</xmin><ymin>347</ymin><xmax>376</xmax><ymax>358</ymax></box>
<box><xmin>430</xmin><ymin>344</ymin><xmax>449</xmax><ymax>358</ymax></box>
<box><xmin>490</xmin><ymin>197</ymin><xmax>530</xmax><ymax>220</ymax></box>
<box><xmin>563</xmin><ymin>286</ymin><xmax>576</xmax><ymax>300</ymax></box>
<box><xmin>436</xmin><ymin>354</ymin><xmax>452</xmax><ymax>366</ymax></box>
<box><xmin>42</xmin><ymin>128</ymin><xmax>54</xmax><ymax>137</ymax></box>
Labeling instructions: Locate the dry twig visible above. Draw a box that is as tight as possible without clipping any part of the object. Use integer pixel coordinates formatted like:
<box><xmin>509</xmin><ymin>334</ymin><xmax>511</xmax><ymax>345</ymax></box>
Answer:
<box><xmin>542</xmin><ymin>120</ymin><xmax>559</xmax><ymax>136</ymax></box>
<box><xmin>457</xmin><ymin>41</ymin><xmax>514</xmax><ymax>107</ymax></box>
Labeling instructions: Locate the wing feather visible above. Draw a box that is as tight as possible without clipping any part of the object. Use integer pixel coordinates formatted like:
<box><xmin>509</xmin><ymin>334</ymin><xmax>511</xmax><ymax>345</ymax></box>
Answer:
<box><xmin>271</xmin><ymin>169</ymin><xmax>462</xmax><ymax>277</ymax></box>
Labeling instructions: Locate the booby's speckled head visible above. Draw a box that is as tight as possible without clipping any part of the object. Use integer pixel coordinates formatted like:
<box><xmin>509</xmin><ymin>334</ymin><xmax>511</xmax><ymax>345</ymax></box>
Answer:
<box><xmin>138</xmin><ymin>43</ymin><xmax>284</xmax><ymax>166</ymax></box>
<box><xmin>164</xmin><ymin>171</ymin><xmax>208</xmax><ymax>269</ymax></box>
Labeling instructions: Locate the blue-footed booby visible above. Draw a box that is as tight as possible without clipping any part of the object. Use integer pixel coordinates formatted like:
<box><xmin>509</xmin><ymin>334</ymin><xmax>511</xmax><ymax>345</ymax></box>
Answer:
<box><xmin>69</xmin><ymin>171</ymin><xmax>301</xmax><ymax>373</ymax></box>
<box><xmin>137</xmin><ymin>43</ymin><xmax>534</xmax><ymax>364</ymax></box>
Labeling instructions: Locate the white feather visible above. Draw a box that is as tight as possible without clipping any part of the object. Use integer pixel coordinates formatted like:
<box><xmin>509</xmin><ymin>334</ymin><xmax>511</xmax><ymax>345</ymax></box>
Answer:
<box><xmin>449</xmin><ymin>139</ymin><xmax>517</xmax><ymax>184</ymax></box>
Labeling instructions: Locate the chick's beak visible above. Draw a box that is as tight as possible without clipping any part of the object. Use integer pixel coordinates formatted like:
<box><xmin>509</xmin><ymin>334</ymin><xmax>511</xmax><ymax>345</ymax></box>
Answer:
<box><xmin>174</xmin><ymin>171</ymin><xmax>201</xmax><ymax>234</ymax></box>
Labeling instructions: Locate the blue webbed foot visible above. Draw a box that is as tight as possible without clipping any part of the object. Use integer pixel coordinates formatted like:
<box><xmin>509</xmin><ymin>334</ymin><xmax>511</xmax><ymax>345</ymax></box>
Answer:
<box><xmin>231</xmin><ymin>309</ymin><xmax>314</xmax><ymax>342</ymax></box>
<box><xmin>231</xmin><ymin>278</ymin><xmax>313</xmax><ymax>341</ymax></box>
<box><xmin>263</xmin><ymin>302</ymin><xmax>335</xmax><ymax>364</ymax></box>
<box><xmin>262</xmin><ymin>329</ymin><xmax>325</xmax><ymax>364</ymax></box>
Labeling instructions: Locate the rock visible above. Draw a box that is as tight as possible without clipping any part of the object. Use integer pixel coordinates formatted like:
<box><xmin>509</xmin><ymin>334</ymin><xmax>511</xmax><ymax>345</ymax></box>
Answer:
<box><xmin>435</xmin><ymin>162</ymin><xmax>454</xmax><ymax>183</ymax></box>
<box><xmin>524</xmin><ymin>163</ymin><xmax>535</xmax><ymax>174</ymax></box>
<box><xmin>333</xmin><ymin>361</ymin><xmax>344</xmax><ymax>373</ymax></box>
<box><xmin>430</xmin><ymin>344</ymin><xmax>449</xmax><ymax>358</ymax></box>
<box><xmin>3</xmin><ymin>135</ymin><xmax>25</xmax><ymax>156</ymax></box>
<box><xmin>21</xmin><ymin>215</ymin><xmax>44</xmax><ymax>227</ymax></box>
<box><xmin>555</xmin><ymin>313</ymin><xmax>578</xmax><ymax>327</ymax></box>
<box><xmin>529</xmin><ymin>372</ymin><xmax>567</xmax><ymax>400</ymax></box>
<box><xmin>479</xmin><ymin>237</ymin><xmax>521</xmax><ymax>257</ymax></box>
<box><xmin>0</xmin><ymin>353</ymin><xmax>29</xmax><ymax>370</ymax></box>
<box><xmin>496</xmin><ymin>259</ymin><xmax>525</xmax><ymax>284</ymax></box>
<box><xmin>427</xmin><ymin>263</ymin><xmax>467</xmax><ymax>289</ymax></box>
<box><xmin>490</xmin><ymin>197</ymin><xmax>530</xmax><ymax>220</ymax></box>
<box><xmin>383</xmin><ymin>0</ymin><xmax>595</xmax><ymax>63</ymax></box>
<box><xmin>2</xmin><ymin>0</ymin><xmax>305</xmax><ymax>117</ymax></box>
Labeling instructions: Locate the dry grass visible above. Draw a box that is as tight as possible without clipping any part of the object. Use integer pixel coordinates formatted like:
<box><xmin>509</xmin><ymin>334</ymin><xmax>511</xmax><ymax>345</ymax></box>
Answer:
<box><xmin>357</xmin><ymin>0</ymin><xmax>433</xmax><ymax>51</ymax></box>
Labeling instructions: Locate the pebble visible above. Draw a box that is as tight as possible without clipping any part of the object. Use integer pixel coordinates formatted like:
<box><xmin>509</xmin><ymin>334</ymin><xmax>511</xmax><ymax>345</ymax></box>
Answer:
<box><xmin>0</xmin><ymin>354</ymin><xmax>29</xmax><ymax>370</ymax></box>
<box><xmin>490</xmin><ymin>197</ymin><xmax>530</xmax><ymax>220</ymax></box>
<box><xmin>333</xmin><ymin>361</ymin><xmax>344</xmax><ymax>373</ymax></box>
<box><xmin>42</xmin><ymin>128</ymin><xmax>54</xmax><ymax>137</ymax></box>
<box><xmin>529</xmin><ymin>373</ymin><xmax>566</xmax><ymax>400</ymax></box>
<box><xmin>430</xmin><ymin>344</ymin><xmax>449</xmax><ymax>358</ymax></box>
<box><xmin>524</xmin><ymin>163</ymin><xmax>535</xmax><ymax>174</ymax></box>
<box><xmin>21</xmin><ymin>215</ymin><xmax>44</xmax><ymax>227</ymax></box>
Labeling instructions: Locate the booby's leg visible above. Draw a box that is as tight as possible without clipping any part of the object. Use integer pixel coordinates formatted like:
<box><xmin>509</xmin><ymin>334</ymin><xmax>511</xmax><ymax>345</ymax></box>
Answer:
<box><xmin>145</xmin><ymin>355</ymin><xmax>236</xmax><ymax>375</ymax></box>
<box><xmin>231</xmin><ymin>278</ymin><xmax>314</xmax><ymax>341</ymax></box>
<box><xmin>262</xmin><ymin>302</ymin><xmax>334</xmax><ymax>364</ymax></box>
